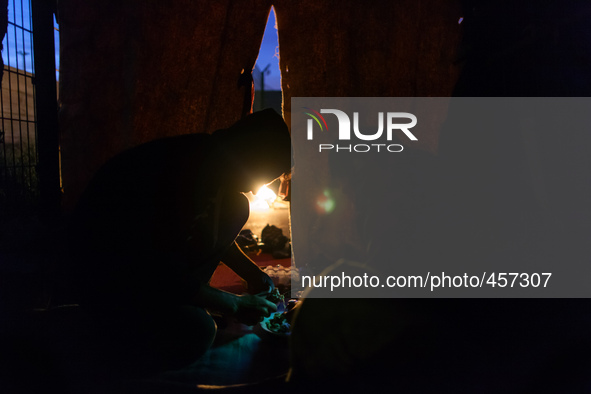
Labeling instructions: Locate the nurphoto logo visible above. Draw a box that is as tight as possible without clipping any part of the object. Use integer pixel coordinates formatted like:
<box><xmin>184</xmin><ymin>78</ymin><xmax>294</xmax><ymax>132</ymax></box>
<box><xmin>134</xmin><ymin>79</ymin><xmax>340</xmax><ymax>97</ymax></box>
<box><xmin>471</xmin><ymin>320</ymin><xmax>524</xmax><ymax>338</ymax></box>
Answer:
<box><xmin>303</xmin><ymin>107</ymin><xmax>417</xmax><ymax>153</ymax></box>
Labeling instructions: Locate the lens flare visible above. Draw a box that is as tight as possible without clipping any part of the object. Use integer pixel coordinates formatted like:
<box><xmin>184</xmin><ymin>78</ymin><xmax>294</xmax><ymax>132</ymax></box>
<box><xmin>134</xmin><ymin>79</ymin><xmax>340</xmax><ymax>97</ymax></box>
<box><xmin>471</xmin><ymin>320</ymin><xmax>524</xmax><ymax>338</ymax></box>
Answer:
<box><xmin>316</xmin><ymin>189</ymin><xmax>335</xmax><ymax>214</ymax></box>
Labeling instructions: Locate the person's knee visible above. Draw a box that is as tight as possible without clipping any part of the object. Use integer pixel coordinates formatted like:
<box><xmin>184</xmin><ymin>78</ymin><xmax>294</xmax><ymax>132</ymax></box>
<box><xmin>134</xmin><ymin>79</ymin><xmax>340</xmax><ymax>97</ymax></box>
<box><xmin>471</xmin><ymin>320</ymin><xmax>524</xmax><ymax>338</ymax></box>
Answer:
<box><xmin>155</xmin><ymin>305</ymin><xmax>216</xmax><ymax>366</ymax></box>
<box><xmin>96</xmin><ymin>305</ymin><xmax>217</xmax><ymax>375</ymax></box>
<box><xmin>178</xmin><ymin>305</ymin><xmax>217</xmax><ymax>355</ymax></box>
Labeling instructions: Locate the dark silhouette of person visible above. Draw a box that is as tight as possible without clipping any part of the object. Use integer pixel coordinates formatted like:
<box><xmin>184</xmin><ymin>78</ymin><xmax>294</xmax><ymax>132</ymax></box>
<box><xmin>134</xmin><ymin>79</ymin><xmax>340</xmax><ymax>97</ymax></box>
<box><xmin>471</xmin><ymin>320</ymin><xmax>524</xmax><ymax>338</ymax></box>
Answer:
<box><xmin>67</xmin><ymin>109</ymin><xmax>291</xmax><ymax>373</ymax></box>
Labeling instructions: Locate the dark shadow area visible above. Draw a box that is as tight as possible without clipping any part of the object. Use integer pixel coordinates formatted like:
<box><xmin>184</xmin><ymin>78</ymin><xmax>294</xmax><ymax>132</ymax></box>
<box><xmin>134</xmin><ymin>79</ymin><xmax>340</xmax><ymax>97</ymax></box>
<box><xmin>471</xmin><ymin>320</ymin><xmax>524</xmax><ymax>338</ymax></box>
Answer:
<box><xmin>2</xmin><ymin>1</ymin><xmax>591</xmax><ymax>393</ymax></box>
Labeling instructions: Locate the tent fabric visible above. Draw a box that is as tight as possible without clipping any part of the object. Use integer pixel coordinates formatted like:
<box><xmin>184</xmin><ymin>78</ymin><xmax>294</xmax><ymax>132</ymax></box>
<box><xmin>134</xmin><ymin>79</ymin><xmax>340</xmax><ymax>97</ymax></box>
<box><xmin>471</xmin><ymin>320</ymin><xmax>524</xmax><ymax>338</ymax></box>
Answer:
<box><xmin>58</xmin><ymin>0</ymin><xmax>274</xmax><ymax>209</ymax></box>
<box><xmin>58</xmin><ymin>0</ymin><xmax>462</xmax><ymax>210</ymax></box>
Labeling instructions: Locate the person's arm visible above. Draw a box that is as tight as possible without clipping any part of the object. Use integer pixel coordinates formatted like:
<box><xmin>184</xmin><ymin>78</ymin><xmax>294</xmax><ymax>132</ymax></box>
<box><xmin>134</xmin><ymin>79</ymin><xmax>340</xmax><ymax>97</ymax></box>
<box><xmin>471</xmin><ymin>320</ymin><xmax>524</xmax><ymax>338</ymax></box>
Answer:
<box><xmin>221</xmin><ymin>241</ymin><xmax>275</xmax><ymax>295</ymax></box>
<box><xmin>191</xmin><ymin>283</ymin><xmax>277</xmax><ymax>326</ymax></box>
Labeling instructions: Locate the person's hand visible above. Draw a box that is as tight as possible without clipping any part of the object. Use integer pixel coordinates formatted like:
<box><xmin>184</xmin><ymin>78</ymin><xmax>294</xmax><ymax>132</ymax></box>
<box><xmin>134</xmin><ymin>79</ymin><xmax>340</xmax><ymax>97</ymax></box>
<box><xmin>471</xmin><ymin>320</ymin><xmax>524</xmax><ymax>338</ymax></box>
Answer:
<box><xmin>245</xmin><ymin>269</ymin><xmax>275</xmax><ymax>296</ymax></box>
<box><xmin>233</xmin><ymin>294</ymin><xmax>277</xmax><ymax>326</ymax></box>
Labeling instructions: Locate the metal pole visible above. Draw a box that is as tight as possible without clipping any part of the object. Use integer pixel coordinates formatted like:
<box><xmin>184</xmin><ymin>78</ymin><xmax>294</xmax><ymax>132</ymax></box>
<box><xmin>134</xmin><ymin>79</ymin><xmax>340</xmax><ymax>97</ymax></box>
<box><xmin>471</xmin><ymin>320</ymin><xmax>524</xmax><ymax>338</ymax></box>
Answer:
<box><xmin>261</xmin><ymin>64</ymin><xmax>270</xmax><ymax>110</ymax></box>
<box><xmin>31</xmin><ymin>0</ymin><xmax>60</xmax><ymax>219</ymax></box>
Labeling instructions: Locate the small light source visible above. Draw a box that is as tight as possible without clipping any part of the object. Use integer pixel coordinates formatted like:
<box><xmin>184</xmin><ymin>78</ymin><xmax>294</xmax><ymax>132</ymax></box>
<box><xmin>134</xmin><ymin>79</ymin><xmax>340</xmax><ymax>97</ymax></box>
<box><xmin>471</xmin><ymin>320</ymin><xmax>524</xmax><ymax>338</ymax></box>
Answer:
<box><xmin>249</xmin><ymin>185</ymin><xmax>277</xmax><ymax>211</ymax></box>
<box><xmin>256</xmin><ymin>185</ymin><xmax>277</xmax><ymax>203</ymax></box>
<box><xmin>458</xmin><ymin>17</ymin><xmax>464</xmax><ymax>24</ymax></box>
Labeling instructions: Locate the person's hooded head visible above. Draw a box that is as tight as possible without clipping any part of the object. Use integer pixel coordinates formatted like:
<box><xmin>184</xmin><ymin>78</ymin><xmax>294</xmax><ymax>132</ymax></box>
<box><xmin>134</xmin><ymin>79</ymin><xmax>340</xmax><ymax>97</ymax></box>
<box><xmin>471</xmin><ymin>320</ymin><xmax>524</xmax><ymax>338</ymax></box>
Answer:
<box><xmin>212</xmin><ymin>109</ymin><xmax>292</xmax><ymax>193</ymax></box>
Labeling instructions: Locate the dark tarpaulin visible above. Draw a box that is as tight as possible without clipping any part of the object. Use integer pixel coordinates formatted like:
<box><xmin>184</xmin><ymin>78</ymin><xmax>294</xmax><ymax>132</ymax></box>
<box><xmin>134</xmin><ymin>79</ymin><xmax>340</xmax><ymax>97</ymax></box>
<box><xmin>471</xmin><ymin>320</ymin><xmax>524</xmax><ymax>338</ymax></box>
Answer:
<box><xmin>58</xmin><ymin>0</ymin><xmax>273</xmax><ymax>210</ymax></box>
<box><xmin>274</xmin><ymin>0</ymin><xmax>462</xmax><ymax>270</ymax></box>
<box><xmin>58</xmin><ymin>0</ymin><xmax>462</xmax><ymax>211</ymax></box>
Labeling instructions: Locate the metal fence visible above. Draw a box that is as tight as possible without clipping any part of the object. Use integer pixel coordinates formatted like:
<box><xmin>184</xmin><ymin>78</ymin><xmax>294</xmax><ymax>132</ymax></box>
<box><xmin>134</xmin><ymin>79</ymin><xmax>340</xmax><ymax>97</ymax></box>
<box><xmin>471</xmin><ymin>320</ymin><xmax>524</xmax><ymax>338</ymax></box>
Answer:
<box><xmin>0</xmin><ymin>0</ymin><xmax>37</xmax><ymax>215</ymax></box>
<box><xmin>0</xmin><ymin>0</ymin><xmax>59</xmax><ymax>217</ymax></box>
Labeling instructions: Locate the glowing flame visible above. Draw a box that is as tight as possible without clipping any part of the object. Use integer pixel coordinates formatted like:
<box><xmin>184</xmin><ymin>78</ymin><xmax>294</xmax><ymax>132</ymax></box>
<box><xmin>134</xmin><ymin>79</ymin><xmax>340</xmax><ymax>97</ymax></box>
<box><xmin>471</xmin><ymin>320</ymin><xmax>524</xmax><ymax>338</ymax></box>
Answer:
<box><xmin>256</xmin><ymin>185</ymin><xmax>277</xmax><ymax>203</ymax></box>
<box><xmin>250</xmin><ymin>185</ymin><xmax>277</xmax><ymax>211</ymax></box>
